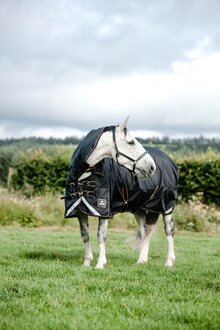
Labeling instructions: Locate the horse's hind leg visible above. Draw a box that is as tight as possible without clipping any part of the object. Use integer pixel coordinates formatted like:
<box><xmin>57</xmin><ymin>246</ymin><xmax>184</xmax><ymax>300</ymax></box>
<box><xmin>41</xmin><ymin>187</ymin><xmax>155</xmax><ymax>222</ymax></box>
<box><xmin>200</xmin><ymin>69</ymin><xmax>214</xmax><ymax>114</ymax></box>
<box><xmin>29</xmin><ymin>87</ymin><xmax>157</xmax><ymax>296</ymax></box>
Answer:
<box><xmin>78</xmin><ymin>211</ymin><xmax>93</xmax><ymax>267</ymax></box>
<box><xmin>96</xmin><ymin>218</ymin><xmax>109</xmax><ymax>270</ymax></box>
<box><xmin>163</xmin><ymin>213</ymin><xmax>175</xmax><ymax>267</ymax></box>
<box><xmin>135</xmin><ymin>210</ymin><xmax>158</xmax><ymax>264</ymax></box>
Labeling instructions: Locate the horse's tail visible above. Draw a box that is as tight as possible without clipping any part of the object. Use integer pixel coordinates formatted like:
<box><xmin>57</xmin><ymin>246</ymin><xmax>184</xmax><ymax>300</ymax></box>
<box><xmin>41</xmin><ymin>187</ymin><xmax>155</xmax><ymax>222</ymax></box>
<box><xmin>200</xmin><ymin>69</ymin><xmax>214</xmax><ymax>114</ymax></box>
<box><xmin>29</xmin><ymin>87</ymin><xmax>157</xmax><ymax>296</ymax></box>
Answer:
<box><xmin>127</xmin><ymin>229</ymin><xmax>143</xmax><ymax>251</ymax></box>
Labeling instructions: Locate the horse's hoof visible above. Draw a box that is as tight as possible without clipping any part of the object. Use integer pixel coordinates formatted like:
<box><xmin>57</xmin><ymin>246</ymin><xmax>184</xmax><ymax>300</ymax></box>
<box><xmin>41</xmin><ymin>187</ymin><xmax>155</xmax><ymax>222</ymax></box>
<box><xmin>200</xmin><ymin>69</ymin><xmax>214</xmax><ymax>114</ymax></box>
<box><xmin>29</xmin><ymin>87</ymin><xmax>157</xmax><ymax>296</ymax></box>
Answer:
<box><xmin>95</xmin><ymin>262</ymin><xmax>106</xmax><ymax>270</ymax></box>
<box><xmin>83</xmin><ymin>260</ymin><xmax>91</xmax><ymax>267</ymax></box>
<box><xmin>137</xmin><ymin>258</ymin><xmax>148</xmax><ymax>264</ymax></box>
<box><xmin>165</xmin><ymin>258</ymin><xmax>175</xmax><ymax>267</ymax></box>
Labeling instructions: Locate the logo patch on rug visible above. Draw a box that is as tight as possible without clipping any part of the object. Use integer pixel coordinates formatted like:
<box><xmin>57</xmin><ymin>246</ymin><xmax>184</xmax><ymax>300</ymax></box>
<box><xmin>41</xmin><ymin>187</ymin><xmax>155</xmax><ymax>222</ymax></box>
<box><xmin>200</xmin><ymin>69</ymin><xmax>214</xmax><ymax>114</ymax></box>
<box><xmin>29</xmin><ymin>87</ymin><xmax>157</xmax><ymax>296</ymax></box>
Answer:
<box><xmin>97</xmin><ymin>198</ymin><xmax>107</xmax><ymax>208</ymax></box>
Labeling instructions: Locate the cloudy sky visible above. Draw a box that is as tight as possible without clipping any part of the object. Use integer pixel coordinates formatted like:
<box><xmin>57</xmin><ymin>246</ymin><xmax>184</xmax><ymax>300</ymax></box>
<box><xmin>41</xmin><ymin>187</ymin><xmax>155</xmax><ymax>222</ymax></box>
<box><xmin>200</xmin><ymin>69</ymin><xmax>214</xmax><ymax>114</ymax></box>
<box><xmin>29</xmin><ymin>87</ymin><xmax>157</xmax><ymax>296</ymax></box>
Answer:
<box><xmin>0</xmin><ymin>0</ymin><xmax>220</xmax><ymax>139</ymax></box>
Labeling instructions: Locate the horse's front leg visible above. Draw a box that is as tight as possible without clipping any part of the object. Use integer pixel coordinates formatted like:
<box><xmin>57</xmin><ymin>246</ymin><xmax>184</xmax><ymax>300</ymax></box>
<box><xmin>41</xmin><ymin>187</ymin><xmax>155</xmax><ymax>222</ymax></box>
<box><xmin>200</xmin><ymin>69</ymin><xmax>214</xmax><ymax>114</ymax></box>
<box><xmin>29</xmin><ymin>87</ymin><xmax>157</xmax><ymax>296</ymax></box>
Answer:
<box><xmin>163</xmin><ymin>213</ymin><xmax>175</xmax><ymax>267</ymax></box>
<box><xmin>137</xmin><ymin>223</ymin><xmax>156</xmax><ymax>264</ymax></box>
<box><xmin>78</xmin><ymin>211</ymin><xmax>93</xmax><ymax>267</ymax></box>
<box><xmin>135</xmin><ymin>211</ymin><xmax>158</xmax><ymax>264</ymax></box>
<box><xmin>96</xmin><ymin>218</ymin><xmax>109</xmax><ymax>270</ymax></box>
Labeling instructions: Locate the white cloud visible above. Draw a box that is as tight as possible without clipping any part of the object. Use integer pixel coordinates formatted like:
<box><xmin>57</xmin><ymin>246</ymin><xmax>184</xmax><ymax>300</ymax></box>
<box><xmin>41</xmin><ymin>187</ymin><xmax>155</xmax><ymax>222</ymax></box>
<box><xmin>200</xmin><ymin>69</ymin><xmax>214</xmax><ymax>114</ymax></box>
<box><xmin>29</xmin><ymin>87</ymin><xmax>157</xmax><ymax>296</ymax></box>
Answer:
<box><xmin>1</xmin><ymin>49</ymin><xmax>220</xmax><ymax>138</ymax></box>
<box><xmin>25</xmin><ymin>127</ymin><xmax>86</xmax><ymax>139</ymax></box>
<box><xmin>0</xmin><ymin>0</ymin><xmax>220</xmax><ymax>138</ymax></box>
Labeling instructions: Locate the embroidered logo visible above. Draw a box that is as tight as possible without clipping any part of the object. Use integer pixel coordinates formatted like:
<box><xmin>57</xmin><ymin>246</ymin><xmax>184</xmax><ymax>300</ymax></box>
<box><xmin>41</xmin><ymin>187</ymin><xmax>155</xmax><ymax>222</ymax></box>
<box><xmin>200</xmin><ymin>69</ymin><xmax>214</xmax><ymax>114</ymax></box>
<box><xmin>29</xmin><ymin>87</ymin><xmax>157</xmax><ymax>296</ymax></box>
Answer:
<box><xmin>97</xmin><ymin>198</ymin><xmax>107</xmax><ymax>208</ymax></box>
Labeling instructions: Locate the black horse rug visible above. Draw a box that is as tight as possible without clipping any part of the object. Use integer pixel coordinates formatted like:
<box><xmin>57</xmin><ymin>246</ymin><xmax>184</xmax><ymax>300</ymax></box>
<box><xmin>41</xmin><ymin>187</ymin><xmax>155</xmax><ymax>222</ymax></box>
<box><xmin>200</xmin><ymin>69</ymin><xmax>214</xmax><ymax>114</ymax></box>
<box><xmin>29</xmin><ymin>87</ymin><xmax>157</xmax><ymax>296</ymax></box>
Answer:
<box><xmin>64</xmin><ymin>127</ymin><xmax>179</xmax><ymax>218</ymax></box>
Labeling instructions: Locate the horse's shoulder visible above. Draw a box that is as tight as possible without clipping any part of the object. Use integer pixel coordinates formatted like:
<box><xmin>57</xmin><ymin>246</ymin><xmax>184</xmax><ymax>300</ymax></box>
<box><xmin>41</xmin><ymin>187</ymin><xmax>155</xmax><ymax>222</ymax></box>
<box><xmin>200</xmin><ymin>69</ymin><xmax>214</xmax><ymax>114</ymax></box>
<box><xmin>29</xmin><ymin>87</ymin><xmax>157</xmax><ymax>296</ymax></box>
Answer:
<box><xmin>145</xmin><ymin>146</ymin><xmax>170</xmax><ymax>161</ymax></box>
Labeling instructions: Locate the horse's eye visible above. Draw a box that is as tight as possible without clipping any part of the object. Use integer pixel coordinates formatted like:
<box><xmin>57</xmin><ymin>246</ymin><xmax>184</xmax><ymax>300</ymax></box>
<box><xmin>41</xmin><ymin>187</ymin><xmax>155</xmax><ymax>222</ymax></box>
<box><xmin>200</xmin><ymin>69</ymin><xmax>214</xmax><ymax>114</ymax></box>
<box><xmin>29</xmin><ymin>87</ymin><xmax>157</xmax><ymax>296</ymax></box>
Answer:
<box><xmin>123</xmin><ymin>127</ymin><xmax>128</xmax><ymax>136</ymax></box>
<box><xmin>128</xmin><ymin>139</ymin><xmax>135</xmax><ymax>146</ymax></box>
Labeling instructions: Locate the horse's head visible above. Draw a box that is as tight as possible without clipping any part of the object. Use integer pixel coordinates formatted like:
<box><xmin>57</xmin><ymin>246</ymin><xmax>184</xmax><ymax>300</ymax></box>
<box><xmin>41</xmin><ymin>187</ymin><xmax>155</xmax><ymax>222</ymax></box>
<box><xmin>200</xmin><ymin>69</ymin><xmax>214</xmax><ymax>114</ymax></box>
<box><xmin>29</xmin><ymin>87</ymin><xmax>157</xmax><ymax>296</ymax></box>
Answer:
<box><xmin>86</xmin><ymin>117</ymin><xmax>156</xmax><ymax>179</ymax></box>
<box><xmin>113</xmin><ymin>117</ymin><xmax>156</xmax><ymax>178</ymax></box>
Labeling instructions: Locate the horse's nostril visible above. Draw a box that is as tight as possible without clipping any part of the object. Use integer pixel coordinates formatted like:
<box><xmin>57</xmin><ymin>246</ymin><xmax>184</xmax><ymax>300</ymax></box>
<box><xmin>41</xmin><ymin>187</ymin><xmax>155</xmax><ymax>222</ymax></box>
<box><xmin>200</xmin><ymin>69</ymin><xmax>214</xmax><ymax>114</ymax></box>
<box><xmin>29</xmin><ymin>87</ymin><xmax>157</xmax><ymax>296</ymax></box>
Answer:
<box><xmin>150</xmin><ymin>165</ymin><xmax>155</xmax><ymax>173</ymax></box>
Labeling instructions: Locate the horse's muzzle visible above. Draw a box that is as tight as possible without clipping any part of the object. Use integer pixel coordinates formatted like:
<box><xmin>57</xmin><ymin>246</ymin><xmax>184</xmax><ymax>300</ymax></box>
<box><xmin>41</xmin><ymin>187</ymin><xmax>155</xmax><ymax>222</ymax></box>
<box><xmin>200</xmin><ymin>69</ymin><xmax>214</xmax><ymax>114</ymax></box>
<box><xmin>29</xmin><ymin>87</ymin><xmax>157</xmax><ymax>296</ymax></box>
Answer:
<box><xmin>137</xmin><ymin>163</ymin><xmax>156</xmax><ymax>178</ymax></box>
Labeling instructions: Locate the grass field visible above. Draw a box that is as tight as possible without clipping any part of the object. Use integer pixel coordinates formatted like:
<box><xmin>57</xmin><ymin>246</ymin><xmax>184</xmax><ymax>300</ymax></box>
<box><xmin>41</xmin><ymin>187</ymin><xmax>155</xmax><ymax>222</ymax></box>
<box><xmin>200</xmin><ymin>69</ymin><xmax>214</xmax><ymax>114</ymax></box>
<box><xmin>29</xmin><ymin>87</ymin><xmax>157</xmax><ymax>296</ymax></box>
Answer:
<box><xmin>0</xmin><ymin>226</ymin><xmax>219</xmax><ymax>330</ymax></box>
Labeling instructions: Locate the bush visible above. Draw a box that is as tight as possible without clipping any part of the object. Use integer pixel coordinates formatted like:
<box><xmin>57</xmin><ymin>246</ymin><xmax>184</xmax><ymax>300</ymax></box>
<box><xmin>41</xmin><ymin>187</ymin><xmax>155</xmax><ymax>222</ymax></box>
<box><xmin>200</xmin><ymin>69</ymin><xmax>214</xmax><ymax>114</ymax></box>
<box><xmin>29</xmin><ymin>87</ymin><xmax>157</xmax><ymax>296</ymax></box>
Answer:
<box><xmin>0</xmin><ymin>150</ymin><xmax>13</xmax><ymax>186</ymax></box>
<box><xmin>0</xmin><ymin>195</ymin><xmax>38</xmax><ymax>227</ymax></box>
<box><xmin>0</xmin><ymin>189</ymin><xmax>69</xmax><ymax>227</ymax></box>
<box><xmin>174</xmin><ymin>193</ymin><xmax>220</xmax><ymax>233</ymax></box>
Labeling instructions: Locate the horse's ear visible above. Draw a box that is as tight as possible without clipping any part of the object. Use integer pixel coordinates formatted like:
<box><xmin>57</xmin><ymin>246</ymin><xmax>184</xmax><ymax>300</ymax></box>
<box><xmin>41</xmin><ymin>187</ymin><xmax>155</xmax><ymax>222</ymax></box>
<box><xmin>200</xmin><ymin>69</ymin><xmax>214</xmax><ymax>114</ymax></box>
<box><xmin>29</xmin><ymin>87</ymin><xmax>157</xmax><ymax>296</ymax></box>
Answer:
<box><xmin>119</xmin><ymin>116</ymin><xmax>130</xmax><ymax>132</ymax></box>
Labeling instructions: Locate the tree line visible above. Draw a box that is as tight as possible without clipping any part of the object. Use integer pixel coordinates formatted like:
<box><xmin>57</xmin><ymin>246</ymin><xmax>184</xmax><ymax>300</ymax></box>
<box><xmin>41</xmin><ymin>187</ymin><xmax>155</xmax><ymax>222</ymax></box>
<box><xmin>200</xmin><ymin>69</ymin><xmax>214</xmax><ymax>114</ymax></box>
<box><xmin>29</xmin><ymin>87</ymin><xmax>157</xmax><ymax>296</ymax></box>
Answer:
<box><xmin>1</xmin><ymin>135</ymin><xmax>220</xmax><ymax>147</ymax></box>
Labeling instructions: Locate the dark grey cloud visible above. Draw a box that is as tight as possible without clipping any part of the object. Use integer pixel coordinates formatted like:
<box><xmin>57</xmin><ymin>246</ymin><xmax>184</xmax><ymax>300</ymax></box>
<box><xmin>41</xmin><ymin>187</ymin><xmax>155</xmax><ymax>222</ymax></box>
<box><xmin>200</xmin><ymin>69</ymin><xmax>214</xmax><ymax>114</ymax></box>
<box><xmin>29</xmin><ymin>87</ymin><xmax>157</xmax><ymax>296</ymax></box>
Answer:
<box><xmin>0</xmin><ymin>0</ymin><xmax>220</xmax><ymax>138</ymax></box>
<box><xmin>1</xmin><ymin>0</ymin><xmax>220</xmax><ymax>73</ymax></box>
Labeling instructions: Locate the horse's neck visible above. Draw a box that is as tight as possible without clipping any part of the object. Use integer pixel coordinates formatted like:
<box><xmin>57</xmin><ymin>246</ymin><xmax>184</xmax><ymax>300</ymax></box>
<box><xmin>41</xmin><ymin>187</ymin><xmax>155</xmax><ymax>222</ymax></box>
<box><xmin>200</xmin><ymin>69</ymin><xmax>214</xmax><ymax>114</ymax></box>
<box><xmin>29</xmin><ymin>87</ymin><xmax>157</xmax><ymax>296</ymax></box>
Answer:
<box><xmin>78</xmin><ymin>131</ymin><xmax>113</xmax><ymax>181</ymax></box>
<box><xmin>86</xmin><ymin>130</ymin><xmax>113</xmax><ymax>166</ymax></box>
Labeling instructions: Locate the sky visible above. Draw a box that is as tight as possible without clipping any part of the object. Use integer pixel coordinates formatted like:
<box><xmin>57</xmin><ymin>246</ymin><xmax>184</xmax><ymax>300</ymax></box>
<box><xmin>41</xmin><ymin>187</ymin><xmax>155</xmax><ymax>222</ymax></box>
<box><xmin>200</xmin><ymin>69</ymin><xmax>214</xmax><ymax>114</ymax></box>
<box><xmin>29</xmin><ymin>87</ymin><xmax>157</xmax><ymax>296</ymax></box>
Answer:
<box><xmin>0</xmin><ymin>0</ymin><xmax>220</xmax><ymax>140</ymax></box>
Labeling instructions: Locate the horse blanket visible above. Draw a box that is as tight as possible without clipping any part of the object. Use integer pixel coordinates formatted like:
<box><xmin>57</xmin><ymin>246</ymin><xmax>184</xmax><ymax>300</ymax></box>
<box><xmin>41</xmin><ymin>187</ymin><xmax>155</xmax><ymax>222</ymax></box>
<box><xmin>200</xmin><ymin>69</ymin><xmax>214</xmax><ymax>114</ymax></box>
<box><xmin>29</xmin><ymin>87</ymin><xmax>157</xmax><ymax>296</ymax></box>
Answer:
<box><xmin>64</xmin><ymin>127</ymin><xmax>179</xmax><ymax>218</ymax></box>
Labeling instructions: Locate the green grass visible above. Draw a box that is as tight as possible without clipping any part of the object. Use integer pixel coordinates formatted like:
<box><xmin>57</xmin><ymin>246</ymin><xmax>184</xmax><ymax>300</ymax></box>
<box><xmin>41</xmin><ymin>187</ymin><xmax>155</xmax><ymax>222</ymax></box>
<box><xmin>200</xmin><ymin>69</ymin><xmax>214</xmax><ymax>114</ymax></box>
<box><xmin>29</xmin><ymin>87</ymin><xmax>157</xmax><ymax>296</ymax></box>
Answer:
<box><xmin>0</xmin><ymin>227</ymin><xmax>219</xmax><ymax>330</ymax></box>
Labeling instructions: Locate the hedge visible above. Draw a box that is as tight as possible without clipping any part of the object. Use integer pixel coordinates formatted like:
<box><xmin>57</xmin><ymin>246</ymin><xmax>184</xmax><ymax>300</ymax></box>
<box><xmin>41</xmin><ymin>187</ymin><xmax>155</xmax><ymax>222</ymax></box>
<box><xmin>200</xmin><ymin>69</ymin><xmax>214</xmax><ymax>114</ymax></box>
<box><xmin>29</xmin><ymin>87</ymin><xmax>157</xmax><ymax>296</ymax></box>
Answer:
<box><xmin>178</xmin><ymin>158</ymin><xmax>220</xmax><ymax>204</ymax></box>
<box><xmin>10</xmin><ymin>149</ymin><xmax>69</xmax><ymax>196</ymax></box>
<box><xmin>9</xmin><ymin>150</ymin><xmax>220</xmax><ymax>205</ymax></box>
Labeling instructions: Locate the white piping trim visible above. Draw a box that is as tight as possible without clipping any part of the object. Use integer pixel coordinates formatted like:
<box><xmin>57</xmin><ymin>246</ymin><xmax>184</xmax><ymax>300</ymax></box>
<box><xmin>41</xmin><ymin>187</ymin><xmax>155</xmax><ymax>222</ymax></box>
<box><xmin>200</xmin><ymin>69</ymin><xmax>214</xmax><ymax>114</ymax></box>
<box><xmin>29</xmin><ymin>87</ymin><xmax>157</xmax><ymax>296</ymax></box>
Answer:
<box><xmin>81</xmin><ymin>196</ymin><xmax>101</xmax><ymax>216</ymax></box>
<box><xmin>66</xmin><ymin>196</ymin><xmax>101</xmax><ymax>217</ymax></box>
<box><xmin>165</xmin><ymin>207</ymin><xmax>173</xmax><ymax>214</ymax></box>
<box><xmin>66</xmin><ymin>197</ymin><xmax>82</xmax><ymax>216</ymax></box>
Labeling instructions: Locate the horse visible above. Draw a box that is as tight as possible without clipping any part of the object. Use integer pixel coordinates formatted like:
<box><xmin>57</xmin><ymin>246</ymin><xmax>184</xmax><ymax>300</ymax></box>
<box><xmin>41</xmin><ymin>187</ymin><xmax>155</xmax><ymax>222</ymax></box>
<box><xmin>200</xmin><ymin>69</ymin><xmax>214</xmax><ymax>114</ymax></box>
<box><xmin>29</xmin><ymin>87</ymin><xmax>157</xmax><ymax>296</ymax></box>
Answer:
<box><xmin>64</xmin><ymin>118</ymin><xmax>178</xmax><ymax>269</ymax></box>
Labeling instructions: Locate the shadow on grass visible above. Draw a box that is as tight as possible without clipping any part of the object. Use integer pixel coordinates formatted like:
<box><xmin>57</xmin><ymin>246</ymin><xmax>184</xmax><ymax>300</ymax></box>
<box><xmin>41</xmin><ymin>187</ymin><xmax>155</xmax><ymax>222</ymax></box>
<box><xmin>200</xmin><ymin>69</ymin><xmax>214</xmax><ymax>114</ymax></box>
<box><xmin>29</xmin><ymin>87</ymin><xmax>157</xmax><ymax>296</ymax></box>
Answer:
<box><xmin>21</xmin><ymin>249</ymin><xmax>83</xmax><ymax>263</ymax></box>
<box><xmin>21</xmin><ymin>244</ymin><xmax>163</xmax><ymax>268</ymax></box>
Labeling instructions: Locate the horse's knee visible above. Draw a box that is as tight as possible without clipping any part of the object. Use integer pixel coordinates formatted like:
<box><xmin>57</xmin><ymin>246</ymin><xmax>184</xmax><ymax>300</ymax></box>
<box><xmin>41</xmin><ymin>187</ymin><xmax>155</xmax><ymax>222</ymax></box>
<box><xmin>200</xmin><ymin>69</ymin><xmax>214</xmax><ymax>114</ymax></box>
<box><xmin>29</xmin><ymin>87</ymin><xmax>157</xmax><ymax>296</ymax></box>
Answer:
<box><xmin>164</xmin><ymin>215</ymin><xmax>175</xmax><ymax>236</ymax></box>
<box><xmin>97</xmin><ymin>219</ymin><xmax>108</xmax><ymax>243</ymax></box>
<box><xmin>81</xmin><ymin>233</ymin><xmax>89</xmax><ymax>243</ymax></box>
<box><xmin>79</xmin><ymin>226</ymin><xmax>89</xmax><ymax>242</ymax></box>
<box><xmin>97</xmin><ymin>234</ymin><xmax>107</xmax><ymax>243</ymax></box>
<box><xmin>78</xmin><ymin>215</ymin><xmax>90</xmax><ymax>243</ymax></box>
